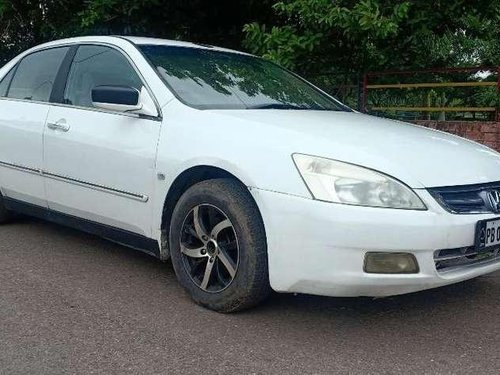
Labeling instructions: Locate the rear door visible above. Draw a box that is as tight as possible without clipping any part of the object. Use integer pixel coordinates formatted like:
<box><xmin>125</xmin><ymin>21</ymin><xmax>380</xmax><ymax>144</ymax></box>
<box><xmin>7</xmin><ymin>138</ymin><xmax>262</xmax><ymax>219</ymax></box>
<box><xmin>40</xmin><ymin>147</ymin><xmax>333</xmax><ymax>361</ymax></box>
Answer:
<box><xmin>0</xmin><ymin>47</ymin><xmax>70</xmax><ymax>206</ymax></box>
<box><xmin>43</xmin><ymin>44</ymin><xmax>162</xmax><ymax>237</ymax></box>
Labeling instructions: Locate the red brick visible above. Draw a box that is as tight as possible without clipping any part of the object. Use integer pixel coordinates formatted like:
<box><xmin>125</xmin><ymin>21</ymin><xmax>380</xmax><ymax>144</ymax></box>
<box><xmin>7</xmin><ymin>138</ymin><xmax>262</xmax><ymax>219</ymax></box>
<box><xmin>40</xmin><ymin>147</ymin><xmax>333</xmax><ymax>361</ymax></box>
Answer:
<box><xmin>464</xmin><ymin>124</ymin><xmax>477</xmax><ymax>132</ymax></box>
<box><xmin>481</xmin><ymin>123</ymin><xmax>498</xmax><ymax>133</ymax></box>
<box><xmin>484</xmin><ymin>132</ymin><xmax>498</xmax><ymax>142</ymax></box>
<box><xmin>466</xmin><ymin>130</ymin><xmax>483</xmax><ymax>139</ymax></box>
<box><xmin>410</xmin><ymin>120</ymin><xmax>500</xmax><ymax>151</ymax></box>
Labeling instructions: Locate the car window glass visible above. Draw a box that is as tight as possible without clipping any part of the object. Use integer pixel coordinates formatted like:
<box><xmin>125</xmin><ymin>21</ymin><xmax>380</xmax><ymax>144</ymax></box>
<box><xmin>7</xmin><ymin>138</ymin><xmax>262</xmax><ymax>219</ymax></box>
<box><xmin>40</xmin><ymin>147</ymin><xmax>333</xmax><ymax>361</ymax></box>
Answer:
<box><xmin>140</xmin><ymin>45</ymin><xmax>348</xmax><ymax>111</ymax></box>
<box><xmin>64</xmin><ymin>45</ymin><xmax>143</xmax><ymax>108</ymax></box>
<box><xmin>0</xmin><ymin>68</ymin><xmax>15</xmax><ymax>97</ymax></box>
<box><xmin>7</xmin><ymin>47</ymin><xmax>69</xmax><ymax>102</ymax></box>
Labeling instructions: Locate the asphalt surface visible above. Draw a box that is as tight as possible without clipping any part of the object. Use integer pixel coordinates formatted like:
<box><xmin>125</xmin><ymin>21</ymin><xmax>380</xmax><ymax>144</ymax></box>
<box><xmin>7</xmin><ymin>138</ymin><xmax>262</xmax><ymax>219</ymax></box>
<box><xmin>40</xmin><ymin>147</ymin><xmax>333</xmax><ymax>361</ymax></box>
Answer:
<box><xmin>0</xmin><ymin>217</ymin><xmax>499</xmax><ymax>375</ymax></box>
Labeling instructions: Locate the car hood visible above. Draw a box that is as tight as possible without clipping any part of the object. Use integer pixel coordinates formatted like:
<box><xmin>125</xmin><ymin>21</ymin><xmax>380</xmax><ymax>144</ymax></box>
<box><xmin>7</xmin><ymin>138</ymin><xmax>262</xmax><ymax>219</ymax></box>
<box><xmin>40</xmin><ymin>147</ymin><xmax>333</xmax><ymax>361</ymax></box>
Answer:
<box><xmin>210</xmin><ymin>110</ymin><xmax>500</xmax><ymax>188</ymax></box>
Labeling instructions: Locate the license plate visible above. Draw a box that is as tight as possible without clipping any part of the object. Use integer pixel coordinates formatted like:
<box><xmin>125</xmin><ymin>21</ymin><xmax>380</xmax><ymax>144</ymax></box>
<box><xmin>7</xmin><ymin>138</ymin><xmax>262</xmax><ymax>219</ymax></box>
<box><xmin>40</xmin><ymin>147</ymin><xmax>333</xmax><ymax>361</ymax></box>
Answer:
<box><xmin>475</xmin><ymin>218</ymin><xmax>500</xmax><ymax>249</ymax></box>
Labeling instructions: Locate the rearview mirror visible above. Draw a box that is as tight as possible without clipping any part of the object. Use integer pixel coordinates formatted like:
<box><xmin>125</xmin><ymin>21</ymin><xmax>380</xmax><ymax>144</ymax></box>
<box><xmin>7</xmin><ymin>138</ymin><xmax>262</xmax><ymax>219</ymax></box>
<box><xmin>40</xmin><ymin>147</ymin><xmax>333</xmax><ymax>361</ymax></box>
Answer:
<box><xmin>91</xmin><ymin>85</ymin><xmax>142</xmax><ymax>113</ymax></box>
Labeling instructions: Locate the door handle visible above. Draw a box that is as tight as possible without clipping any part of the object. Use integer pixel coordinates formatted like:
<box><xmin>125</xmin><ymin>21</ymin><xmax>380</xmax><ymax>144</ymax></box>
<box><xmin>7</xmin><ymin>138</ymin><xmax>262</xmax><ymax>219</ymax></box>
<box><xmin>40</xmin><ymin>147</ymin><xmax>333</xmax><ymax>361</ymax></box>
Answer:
<box><xmin>47</xmin><ymin>120</ymin><xmax>70</xmax><ymax>132</ymax></box>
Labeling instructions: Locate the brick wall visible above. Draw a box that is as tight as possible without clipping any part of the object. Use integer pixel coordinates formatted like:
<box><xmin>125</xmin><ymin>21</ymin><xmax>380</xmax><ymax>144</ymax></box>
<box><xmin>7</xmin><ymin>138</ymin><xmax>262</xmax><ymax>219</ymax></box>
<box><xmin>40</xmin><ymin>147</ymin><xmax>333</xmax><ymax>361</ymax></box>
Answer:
<box><xmin>412</xmin><ymin>121</ymin><xmax>500</xmax><ymax>151</ymax></box>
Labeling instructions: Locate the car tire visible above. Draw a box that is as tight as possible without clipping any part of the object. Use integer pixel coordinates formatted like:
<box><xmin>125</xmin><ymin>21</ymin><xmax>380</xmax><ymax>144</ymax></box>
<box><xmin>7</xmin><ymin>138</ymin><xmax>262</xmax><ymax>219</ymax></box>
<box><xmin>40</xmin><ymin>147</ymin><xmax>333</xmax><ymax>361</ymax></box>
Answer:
<box><xmin>0</xmin><ymin>193</ymin><xmax>12</xmax><ymax>224</ymax></box>
<box><xmin>169</xmin><ymin>178</ymin><xmax>271</xmax><ymax>312</ymax></box>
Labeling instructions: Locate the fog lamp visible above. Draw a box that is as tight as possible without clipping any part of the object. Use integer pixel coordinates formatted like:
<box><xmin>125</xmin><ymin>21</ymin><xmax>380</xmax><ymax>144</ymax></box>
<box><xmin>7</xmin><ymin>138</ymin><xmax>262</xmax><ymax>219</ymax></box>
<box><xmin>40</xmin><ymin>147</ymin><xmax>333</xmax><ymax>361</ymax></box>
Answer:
<box><xmin>364</xmin><ymin>252</ymin><xmax>419</xmax><ymax>274</ymax></box>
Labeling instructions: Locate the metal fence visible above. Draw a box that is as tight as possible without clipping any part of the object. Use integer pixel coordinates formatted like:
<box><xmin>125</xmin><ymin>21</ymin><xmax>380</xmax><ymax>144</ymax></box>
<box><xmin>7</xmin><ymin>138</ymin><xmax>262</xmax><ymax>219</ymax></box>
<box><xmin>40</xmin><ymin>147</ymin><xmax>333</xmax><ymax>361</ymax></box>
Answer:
<box><xmin>312</xmin><ymin>66</ymin><xmax>500</xmax><ymax>122</ymax></box>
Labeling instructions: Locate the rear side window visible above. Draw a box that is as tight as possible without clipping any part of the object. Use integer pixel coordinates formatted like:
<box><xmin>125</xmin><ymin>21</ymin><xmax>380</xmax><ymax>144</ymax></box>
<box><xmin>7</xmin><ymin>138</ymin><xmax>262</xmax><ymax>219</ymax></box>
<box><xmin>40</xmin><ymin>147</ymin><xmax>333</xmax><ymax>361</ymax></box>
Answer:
<box><xmin>0</xmin><ymin>68</ymin><xmax>15</xmax><ymax>97</ymax></box>
<box><xmin>64</xmin><ymin>45</ymin><xmax>142</xmax><ymax>109</ymax></box>
<box><xmin>7</xmin><ymin>47</ymin><xmax>69</xmax><ymax>102</ymax></box>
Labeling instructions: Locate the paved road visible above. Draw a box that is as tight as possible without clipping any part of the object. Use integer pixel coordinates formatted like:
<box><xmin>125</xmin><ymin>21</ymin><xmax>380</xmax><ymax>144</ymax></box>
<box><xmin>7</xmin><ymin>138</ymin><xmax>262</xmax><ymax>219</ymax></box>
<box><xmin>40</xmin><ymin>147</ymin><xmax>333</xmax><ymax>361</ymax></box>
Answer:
<box><xmin>0</xmin><ymin>217</ymin><xmax>499</xmax><ymax>375</ymax></box>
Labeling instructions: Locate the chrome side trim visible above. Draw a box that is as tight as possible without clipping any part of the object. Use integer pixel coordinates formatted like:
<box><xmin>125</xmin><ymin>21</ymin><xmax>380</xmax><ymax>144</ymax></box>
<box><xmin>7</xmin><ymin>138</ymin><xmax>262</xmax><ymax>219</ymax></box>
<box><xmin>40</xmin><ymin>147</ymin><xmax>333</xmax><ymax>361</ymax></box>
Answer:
<box><xmin>0</xmin><ymin>160</ymin><xmax>148</xmax><ymax>202</ymax></box>
<box><xmin>42</xmin><ymin>172</ymin><xmax>149</xmax><ymax>202</ymax></box>
<box><xmin>0</xmin><ymin>160</ymin><xmax>41</xmax><ymax>175</ymax></box>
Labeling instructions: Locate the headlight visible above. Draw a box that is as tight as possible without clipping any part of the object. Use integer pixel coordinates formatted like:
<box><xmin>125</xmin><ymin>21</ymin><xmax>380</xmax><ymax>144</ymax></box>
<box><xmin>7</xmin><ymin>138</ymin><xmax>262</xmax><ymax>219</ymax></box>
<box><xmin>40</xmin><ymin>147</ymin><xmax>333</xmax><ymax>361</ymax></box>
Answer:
<box><xmin>293</xmin><ymin>154</ymin><xmax>426</xmax><ymax>210</ymax></box>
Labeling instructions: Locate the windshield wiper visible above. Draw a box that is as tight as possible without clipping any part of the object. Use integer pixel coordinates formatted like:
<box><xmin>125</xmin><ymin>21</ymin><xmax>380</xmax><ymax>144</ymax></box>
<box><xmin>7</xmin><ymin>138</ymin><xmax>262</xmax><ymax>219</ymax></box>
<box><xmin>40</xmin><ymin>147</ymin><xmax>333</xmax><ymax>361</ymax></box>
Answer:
<box><xmin>248</xmin><ymin>103</ymin><xmax>334</xmax><ymax>111</ymax></box>
<box><xmin>248</xmin><ymin>103</ymin><xmax>311</xmax><ymax>110</ymax></box>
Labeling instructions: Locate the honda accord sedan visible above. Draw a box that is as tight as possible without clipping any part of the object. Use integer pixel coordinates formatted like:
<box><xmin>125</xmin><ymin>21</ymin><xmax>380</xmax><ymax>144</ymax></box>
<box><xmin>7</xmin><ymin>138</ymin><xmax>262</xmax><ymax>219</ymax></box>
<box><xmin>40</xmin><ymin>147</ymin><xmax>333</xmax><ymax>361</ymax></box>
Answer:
<box><xmin>1</xmin><ymin>36</ymin><xmax>499</xmax><ymax>312</ymax></box>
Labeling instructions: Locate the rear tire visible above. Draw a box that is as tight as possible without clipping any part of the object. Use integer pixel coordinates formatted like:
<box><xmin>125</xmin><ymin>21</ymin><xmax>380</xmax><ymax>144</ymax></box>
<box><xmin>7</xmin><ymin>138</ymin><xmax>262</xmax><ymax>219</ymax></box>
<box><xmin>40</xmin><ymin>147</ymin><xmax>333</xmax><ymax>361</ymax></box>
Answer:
<box><xmin>169</xmin><ymin>178</ymin><xmax>270</xmax><ymax>312</ymax></box>
<box><xmin>0</xmin><ymin>193</ymin><xmax>12</xmax><ymax>224</ymax></box>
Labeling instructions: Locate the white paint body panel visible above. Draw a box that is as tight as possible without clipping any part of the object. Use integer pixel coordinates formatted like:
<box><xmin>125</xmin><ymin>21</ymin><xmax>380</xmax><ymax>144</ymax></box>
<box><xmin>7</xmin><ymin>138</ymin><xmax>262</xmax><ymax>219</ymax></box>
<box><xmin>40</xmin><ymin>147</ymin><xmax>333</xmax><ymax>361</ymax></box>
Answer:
<box><xmin>252</xmin><ymin>188</ymin><xmax>500</xmax><ymax>296</ymax></box>
<box><xmin>43</xmin><ymin>106</ymin><xmax>161</xmax><ymax>236</ymax></box>
<box><xmin>0</xmin><ymin>100</ymin><xmax>48</xmax><ymax>206</ymax></box>
<box><xmin>204</xmin><ymin>109</ymin><xmax>500</xmax><ymax>189</ymax></box>
<box><xmin>1</xmin><ymin>36</ymin><xmax>500</xmax><ymax>298</ymax></box>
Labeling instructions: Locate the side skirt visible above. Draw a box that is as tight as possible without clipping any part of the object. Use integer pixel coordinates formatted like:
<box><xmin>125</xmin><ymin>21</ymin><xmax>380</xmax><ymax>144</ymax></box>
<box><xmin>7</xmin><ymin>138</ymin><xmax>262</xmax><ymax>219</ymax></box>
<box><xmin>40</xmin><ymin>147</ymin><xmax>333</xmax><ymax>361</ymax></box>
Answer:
<box><xmin>3</xmin><ymin>197</ymin><xmax>161</xmax><ymax>258</ymax></box>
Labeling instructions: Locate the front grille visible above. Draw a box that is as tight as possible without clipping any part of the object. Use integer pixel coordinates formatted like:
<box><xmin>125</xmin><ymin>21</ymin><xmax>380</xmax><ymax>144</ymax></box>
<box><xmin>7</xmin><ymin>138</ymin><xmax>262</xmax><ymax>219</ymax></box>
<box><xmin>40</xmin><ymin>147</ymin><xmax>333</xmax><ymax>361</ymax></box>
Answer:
<box><xmin>428</xmin><ymin>181</ymin><xmax>500</xmax><ymax>214</ymax></box>
<box><xmin>434</xmin><ymin>246</ymin><xmax>500</xmax><ymax>272</ymax></box>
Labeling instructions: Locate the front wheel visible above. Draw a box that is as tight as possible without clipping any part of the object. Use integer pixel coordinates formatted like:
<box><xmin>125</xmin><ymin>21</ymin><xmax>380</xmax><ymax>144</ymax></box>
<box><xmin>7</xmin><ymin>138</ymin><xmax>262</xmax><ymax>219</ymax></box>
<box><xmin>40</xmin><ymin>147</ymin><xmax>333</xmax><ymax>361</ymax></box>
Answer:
<box><xmin>169</xmin><ymin>178</ymin><xmax>270</xmax><ymax>312</ymax></box>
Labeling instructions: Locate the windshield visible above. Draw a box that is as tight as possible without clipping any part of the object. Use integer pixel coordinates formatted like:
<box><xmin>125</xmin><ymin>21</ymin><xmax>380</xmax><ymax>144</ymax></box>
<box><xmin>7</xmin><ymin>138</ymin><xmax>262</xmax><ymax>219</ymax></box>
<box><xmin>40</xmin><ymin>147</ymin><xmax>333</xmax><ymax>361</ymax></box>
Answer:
<box><xmin>139</xmin><ymin>45</ymin><xmax>349</xmax><ymax>111</ymax></box>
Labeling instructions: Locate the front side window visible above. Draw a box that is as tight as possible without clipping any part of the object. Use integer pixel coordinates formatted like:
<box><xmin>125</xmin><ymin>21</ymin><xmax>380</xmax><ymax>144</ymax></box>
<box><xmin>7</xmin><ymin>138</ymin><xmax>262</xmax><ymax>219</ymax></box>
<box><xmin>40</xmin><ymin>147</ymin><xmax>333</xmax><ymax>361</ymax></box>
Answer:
<box><xmin>64</xmin><ymin>45</ymin><xmax>143</xmax><ymax>108</ymax></box>
<box><xmin>7</xmin><ymin>47</ymin><xmax>69</xmax><ymax>102</ymax></box>
<box><xmin>140</xmin><ymin>45</ymin><xmax>349</xmax><ymax>111</ymax></box>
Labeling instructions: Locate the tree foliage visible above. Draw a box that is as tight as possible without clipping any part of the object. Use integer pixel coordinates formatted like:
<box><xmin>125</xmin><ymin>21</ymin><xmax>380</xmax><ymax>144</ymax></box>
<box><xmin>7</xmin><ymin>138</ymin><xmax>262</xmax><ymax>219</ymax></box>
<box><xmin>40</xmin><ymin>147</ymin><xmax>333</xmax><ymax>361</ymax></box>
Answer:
<box><xmin>0</xmin><ymin>0</ymin><xmax>87</xmax><ymax>63</ymax></box>
<box><xmin>1</xmin><ymin>0</ymin><xmax>498</xmax><ymax>73</ymax></box>
<box><xmin>243</xmin><ymin>0</ymin><xmax>500</xmax><ymax>75</ymax></box>
<box><xmin>0</xmin><ymin>0</ymin><xmax>274</xmax><ymax>64</ymax></box>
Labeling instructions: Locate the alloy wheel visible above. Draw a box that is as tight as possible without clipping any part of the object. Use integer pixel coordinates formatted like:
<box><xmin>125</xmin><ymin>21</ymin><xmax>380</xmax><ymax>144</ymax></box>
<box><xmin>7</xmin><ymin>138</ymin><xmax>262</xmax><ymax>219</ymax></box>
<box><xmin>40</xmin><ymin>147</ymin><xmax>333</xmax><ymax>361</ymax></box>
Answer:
<box><xmin>179</xmin><ymin>204</ymin><xmax>239</xmax><ymax>293</ymax></box>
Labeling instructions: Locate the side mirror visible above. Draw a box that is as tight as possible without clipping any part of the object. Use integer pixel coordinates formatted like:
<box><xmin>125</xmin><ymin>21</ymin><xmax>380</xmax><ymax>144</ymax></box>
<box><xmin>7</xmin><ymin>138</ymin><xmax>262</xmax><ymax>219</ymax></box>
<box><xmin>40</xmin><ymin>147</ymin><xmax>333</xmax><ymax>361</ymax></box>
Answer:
<box><xmin>91</xmin><ymin>85</ymin><xmax>159</xmax><ymax>117</ymax></box>
<box><xmin>92</xmin><ymin>85</ymin><xmax>141</xmax><ymax>113</ymax></box>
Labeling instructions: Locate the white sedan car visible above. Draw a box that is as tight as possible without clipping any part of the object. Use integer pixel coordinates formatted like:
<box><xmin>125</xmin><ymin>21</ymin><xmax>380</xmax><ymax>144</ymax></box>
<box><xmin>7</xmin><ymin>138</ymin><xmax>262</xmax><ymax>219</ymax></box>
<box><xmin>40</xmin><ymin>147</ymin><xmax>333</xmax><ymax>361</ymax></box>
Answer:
<box><xmin>1</xmin><ymin>36</ymin><xmax>499</xmax><ymax>312</ymax></box>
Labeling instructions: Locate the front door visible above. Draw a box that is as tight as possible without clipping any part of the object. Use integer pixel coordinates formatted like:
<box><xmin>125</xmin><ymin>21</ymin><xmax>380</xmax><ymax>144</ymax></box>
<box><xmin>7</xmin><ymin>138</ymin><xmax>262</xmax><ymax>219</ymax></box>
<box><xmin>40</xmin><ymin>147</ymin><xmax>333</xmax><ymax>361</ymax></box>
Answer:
<box><xmin>43</xmin><ymin>45</ymin><xmax>161</xmax><ymax>237</ymax></box>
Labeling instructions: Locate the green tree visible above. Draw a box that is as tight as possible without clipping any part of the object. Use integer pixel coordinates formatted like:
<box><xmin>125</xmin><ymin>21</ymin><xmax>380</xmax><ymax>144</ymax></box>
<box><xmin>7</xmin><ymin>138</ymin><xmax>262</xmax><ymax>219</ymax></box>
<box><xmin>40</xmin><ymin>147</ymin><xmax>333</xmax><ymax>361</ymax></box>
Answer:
<box><xmin>78</xmin><ymin>0</ymin><xmax>275</xmax><ymax>50</ymax></box>
<box><xmin>243</xmin><ymin>0</ymin><xmax>500</xmax><ymax>75</ymax></box>
<box><xmin>0</xmin><ymin>0</ymin><xmax>87</xmax><ymax>64</ymax></box>
<box><xmin>0</xmin><ymin>0</ymin><xmax>274</xmax><ymax>64</ymax></box>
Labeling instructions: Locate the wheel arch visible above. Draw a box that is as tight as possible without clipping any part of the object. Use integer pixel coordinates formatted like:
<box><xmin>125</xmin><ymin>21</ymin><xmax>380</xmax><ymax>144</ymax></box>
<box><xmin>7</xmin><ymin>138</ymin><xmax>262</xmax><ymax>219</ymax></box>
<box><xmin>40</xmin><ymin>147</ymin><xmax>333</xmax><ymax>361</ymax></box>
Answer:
<box><xmin>159</xmin><ymin>165</ymin><xmax>261</xmax><ymax>259</ymax></box>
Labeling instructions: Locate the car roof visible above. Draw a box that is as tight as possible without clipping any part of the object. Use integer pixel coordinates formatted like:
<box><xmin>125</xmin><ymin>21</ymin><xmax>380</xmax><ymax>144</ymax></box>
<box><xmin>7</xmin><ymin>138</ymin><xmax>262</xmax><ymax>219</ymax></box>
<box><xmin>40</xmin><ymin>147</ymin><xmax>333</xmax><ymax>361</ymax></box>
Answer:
<box><xmin>26</xmin><ymin>36</ymin><xmax>249</xmax><ymax>56</ymax></box>
<box><xmin>120</xmin><ymin>36</ymin><xmax>247</xmax><ymax>54</ymax></box>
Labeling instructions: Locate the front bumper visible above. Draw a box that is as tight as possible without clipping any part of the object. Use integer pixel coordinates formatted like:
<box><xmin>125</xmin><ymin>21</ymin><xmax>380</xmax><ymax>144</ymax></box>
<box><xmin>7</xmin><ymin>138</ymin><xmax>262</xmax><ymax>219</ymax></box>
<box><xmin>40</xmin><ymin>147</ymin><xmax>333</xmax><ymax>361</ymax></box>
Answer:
<box><xmin>250</xmin><ymin>187</ymin><xmax>500</xmax><ymax>297</ymax></box>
